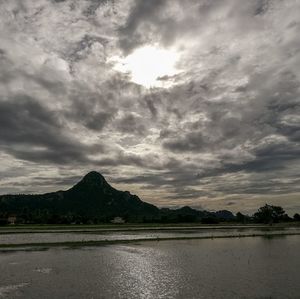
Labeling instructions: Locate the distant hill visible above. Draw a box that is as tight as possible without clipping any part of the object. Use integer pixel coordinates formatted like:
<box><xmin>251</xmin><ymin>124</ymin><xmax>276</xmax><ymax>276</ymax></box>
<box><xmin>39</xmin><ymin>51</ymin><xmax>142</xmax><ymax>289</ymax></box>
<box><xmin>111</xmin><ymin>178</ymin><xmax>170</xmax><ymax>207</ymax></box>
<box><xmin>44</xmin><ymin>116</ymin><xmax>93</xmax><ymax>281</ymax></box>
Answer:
<box><xmin>214</xmin><ymin>210</ymin><xmax>235</xmax><ymax>220</ymax></box>
<box><xmin>0</xmin><ymin>171</ymin><xmax>233</xmax><ymax>224</ymax></box>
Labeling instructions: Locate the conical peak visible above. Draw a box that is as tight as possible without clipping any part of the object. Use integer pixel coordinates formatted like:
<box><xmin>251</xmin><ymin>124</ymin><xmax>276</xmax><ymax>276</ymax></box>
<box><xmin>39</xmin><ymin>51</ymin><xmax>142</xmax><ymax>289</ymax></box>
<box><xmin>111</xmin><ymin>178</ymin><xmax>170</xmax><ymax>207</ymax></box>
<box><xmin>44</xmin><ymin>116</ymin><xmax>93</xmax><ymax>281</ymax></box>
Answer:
<box><xmin>76</xmin><ymin>171</ymin><xmax>109</xmax><ymax>189</ymax></box>
<box><xmin>83</xmin><ymin>171</ymin><xmax>105</xmax><ymax>181</ymax></box>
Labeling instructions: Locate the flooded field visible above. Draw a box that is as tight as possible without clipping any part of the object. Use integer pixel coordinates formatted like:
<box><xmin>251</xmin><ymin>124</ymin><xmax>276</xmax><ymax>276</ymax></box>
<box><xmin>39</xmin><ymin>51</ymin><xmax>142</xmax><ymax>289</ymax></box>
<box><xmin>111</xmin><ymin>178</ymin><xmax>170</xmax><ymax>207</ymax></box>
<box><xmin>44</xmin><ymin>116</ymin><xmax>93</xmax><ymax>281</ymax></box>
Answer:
<box><xmin>0</xmin><ymin>235</ymin><xmax>299</xmax><ymax>299</ymax></box>
<box><xmin>1</xmin><ymin>225</ymin><xmax>300</xmax><ymax>246</ymax></box>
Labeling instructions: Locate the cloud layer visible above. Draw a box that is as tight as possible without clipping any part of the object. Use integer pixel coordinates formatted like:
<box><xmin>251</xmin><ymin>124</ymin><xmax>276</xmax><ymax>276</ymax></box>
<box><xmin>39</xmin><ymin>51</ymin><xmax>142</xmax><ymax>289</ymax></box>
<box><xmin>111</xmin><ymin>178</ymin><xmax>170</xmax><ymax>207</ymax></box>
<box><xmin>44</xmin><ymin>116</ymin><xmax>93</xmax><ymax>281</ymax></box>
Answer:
<box><xmin>0</xmin><ymin>0</ymin><xmax>299</xmax><ymax>213</ymax></box>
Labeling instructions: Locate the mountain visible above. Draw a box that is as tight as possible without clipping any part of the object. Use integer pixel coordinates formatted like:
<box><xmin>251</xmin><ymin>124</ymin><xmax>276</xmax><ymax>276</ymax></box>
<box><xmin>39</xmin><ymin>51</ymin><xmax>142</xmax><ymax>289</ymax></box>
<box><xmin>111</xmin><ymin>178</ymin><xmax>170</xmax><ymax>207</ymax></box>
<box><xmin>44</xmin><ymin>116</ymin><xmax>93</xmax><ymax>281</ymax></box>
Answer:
<box><xmin>0</xmin><ymin>171</ymin><xmax>159</xmax><ymax>223</ymax></box>
<box><xmin>0</xmin><ymin>171</ymin><xmax>235</xmax><ymax>224</ymax></box>
<box><xmin>160</xmin><ymin>206</ymin><xmax>211</xmax><ymax>223</ymax></box>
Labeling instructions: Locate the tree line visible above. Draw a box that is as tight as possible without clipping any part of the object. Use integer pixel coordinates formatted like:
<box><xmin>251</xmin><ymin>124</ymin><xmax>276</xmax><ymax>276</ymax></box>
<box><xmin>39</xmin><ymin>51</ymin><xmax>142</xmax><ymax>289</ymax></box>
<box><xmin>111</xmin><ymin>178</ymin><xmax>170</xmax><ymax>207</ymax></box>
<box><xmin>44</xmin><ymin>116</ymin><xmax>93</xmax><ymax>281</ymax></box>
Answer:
<box><xmin>236</xmin><ymin>204</ymin><xmax>300</xmax><ymax>224</ymax></box>
<box><xmin>0</xmin><ymin>203</ymin><xmax>299</xmax><ymax>225</ymax></box>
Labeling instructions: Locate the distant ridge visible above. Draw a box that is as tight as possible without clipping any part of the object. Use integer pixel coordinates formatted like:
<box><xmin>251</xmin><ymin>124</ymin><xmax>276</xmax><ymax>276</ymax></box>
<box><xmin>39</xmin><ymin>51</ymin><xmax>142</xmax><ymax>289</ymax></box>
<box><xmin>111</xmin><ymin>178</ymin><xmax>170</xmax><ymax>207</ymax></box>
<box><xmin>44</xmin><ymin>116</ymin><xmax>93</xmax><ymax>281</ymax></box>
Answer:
<box><xmin>0</xmin><ymin>171</ymin><xmax>234</xmax><ymax>224</ymax></box>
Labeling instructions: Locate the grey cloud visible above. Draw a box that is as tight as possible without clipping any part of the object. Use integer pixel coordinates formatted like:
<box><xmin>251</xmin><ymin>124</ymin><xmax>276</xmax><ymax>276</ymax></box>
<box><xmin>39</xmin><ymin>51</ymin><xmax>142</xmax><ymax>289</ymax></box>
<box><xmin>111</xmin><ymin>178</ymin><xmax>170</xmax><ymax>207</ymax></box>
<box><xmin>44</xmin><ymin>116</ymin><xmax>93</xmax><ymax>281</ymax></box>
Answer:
<box><xmin>82</xmin><ymin>0</ymin><xmax>115</xmax><ymax>17</ymax></box>
<box><xmin>143</xmin><ymin>94</ymin><xmax>160</xmax><ymax>118</ymax></box>
<box><xmin>30</xmin><ymin>175</ymin><xmax>83</xmax><ymax>187</ymax></box>
<box><xmin>0</xmin><ymin>95</ymin><xmax>100</xmax><ymax>164</ymax></box>
<box><xmin>0</xmin><ymin>0</ymin><xmax>300</xmax><ymax>213</ymax></box>
<box><xmin>159</xmin><ymin>67</ymin><xmax>300</xmax><ymax>173</ymax></box>
<box><xmin>85</xmin><ymin>111</ymin><xmax>113</xmax><ymax>131</ymax></box>
<box><xmin>65</xmin><ymin>90</ymin><xmax>116</xmax><ymax>131</ymax></box>
<box><xmin>66</xmin><ymin>34</ymin><xmax>108</xmax><ymax>73</ymax></box>
<box><xmin>163</xmin><ymin>131</ymin><xmax>207</xmax><ymax>152</ymax></box>
<box><xmin>27</xmin><ymin>73</ymin><xmax>66</xmax><ymax>95</ymax></box>
<box><xmin>115</xmin><ymin>113</ymin><xmax>147</xmax><ymax>135</ymax></box>
<box><xmin>164</xmin><ymin>188</ymin><xmax>210</xmax><ymax>200</ymax></box>
<box><xmin>254</xmin><ymin>0</ymin><xmax>271</xmax><ymax>16</ymax></box>
<box><xmin>233</xmin><ymin>141</ymin><xmax>300</xmax><ymax>173</ymax></box>
<box><xmin>118</xmin><ymin>0</ymin><xmax>167</xmax><ymax>53</ymax></box>
<box><xmin>95</xmin><ymin>153</ymin><xmax>145</xmax><ymax>168</ymax></box>
<box><xmin>118</xmin><ymin>0</ymin><xmax>275</xmax><ymax>53</ymax></box>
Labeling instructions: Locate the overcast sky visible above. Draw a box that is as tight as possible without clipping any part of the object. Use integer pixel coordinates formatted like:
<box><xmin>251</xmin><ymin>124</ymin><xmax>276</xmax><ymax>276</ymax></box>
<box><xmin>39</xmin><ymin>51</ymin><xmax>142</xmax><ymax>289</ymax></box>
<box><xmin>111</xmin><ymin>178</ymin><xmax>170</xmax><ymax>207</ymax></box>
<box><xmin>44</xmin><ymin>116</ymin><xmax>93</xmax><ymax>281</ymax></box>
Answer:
<box><xmin>0</xmin><ymin>0</ymin><xmax>300</xmax><ymax>214</ymax></box>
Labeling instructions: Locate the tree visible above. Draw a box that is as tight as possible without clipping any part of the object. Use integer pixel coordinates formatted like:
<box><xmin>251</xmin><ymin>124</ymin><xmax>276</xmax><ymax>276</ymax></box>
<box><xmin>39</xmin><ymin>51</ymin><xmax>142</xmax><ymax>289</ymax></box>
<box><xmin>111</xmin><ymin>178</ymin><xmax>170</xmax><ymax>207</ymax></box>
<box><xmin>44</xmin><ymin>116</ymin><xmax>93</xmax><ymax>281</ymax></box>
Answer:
<box><xmin>236</xmin><ymin>212</ymin><xmax>246</xmax><ymax>223</ymax></box>
<box><xmin>201</xmin><ymin>216</ymin><xmax>219</xmax><ymax>224</ymax></box>
<box><xmin>253</xmin><ymin>204</ymin><xmax>287</xmax><ymax>224</ymax></box>
<box><xmin>293</xmin><ymin>213</ymin><xmax>300</xmax><ymax>221</ymax></box>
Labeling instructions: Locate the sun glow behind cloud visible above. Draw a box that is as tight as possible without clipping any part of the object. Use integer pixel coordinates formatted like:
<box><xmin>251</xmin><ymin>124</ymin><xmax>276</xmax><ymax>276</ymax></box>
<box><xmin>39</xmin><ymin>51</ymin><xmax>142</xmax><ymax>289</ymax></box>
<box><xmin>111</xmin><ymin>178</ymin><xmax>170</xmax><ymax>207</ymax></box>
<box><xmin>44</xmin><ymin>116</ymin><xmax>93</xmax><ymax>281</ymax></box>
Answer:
<box><xmin>113</xmin><ymin>46</ymin><xmax>180</xmax><ymax>88</ymax></box>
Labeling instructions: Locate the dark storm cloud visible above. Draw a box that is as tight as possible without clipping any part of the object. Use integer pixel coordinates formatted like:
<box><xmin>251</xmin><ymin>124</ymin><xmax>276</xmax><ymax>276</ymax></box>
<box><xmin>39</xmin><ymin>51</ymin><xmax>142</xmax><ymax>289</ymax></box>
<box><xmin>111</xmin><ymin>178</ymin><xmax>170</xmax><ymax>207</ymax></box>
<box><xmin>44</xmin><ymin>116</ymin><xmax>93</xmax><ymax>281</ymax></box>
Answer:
<box><xmin>64</xmin><ymin>89</ymin><xmax>116</xmax><ymax>131</ymax></box>
<box><xmin>0</xmin><ymin>95</ymin><xmax>101</xmax><ymax>164</ymax></box>
<box><xmin>249</xmin><ymin>140</ymin><xmax>300</xmax><ymax>170</ymax></box>
<box><xmin>159</xmin><ymin>67</ymin><xmax>300</xmax><ymax>175</ymax></box>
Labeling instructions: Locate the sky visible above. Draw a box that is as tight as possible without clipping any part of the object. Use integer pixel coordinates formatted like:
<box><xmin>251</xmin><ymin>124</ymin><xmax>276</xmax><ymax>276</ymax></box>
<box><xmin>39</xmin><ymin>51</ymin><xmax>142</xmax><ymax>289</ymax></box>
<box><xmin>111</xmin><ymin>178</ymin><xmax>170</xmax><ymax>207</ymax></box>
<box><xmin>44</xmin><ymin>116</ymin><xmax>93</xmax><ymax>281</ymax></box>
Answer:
<box><xmin>0</xmin><ymin>0</ymin><xmax>300</xmax><ymax>214</ymax></box>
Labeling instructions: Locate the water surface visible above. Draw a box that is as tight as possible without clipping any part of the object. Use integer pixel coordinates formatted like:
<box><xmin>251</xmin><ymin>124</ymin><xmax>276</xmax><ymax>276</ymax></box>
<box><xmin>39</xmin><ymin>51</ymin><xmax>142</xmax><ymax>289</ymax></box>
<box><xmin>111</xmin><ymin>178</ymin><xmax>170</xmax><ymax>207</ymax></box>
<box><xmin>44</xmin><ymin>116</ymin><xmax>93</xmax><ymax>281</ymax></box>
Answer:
<box><xmin>1</xmin><ymin>226</ymin><xmax>300</xmax><ymax>245</ymax></box>
<box><xmin>0</xmin><ymin>235</ymin><xmax>299</xmax><ymax>298</ymax></box>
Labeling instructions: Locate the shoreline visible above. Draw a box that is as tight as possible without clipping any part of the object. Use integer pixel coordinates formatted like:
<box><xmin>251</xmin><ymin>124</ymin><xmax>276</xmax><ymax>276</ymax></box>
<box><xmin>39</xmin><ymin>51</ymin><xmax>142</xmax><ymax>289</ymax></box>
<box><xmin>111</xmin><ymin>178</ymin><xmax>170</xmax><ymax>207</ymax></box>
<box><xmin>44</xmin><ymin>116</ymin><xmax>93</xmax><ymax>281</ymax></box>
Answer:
<box><xmin>1</xmin><ymin>223</ymin><xmax>299</xmax><ymax>234</ymax></box>
<box><xmin>0</xmin><ymin>231</ymin><xmax>299</xmax><ymax>249</ymax></box>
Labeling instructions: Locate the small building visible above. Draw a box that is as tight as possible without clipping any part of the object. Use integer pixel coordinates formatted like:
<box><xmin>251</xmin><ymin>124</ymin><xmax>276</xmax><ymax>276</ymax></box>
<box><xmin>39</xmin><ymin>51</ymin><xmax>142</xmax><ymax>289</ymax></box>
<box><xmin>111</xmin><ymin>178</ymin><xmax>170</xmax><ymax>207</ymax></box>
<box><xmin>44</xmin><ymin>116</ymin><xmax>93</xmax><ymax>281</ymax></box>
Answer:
<box><xmin>111</xmin><ymin>217</ymin><xmax>125</xmax><ymax>224</ymax></box>
<box><xmin>7</xmin><ymin>215</ymin><xmax>17</xmax><ymax>225</ymax></box>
